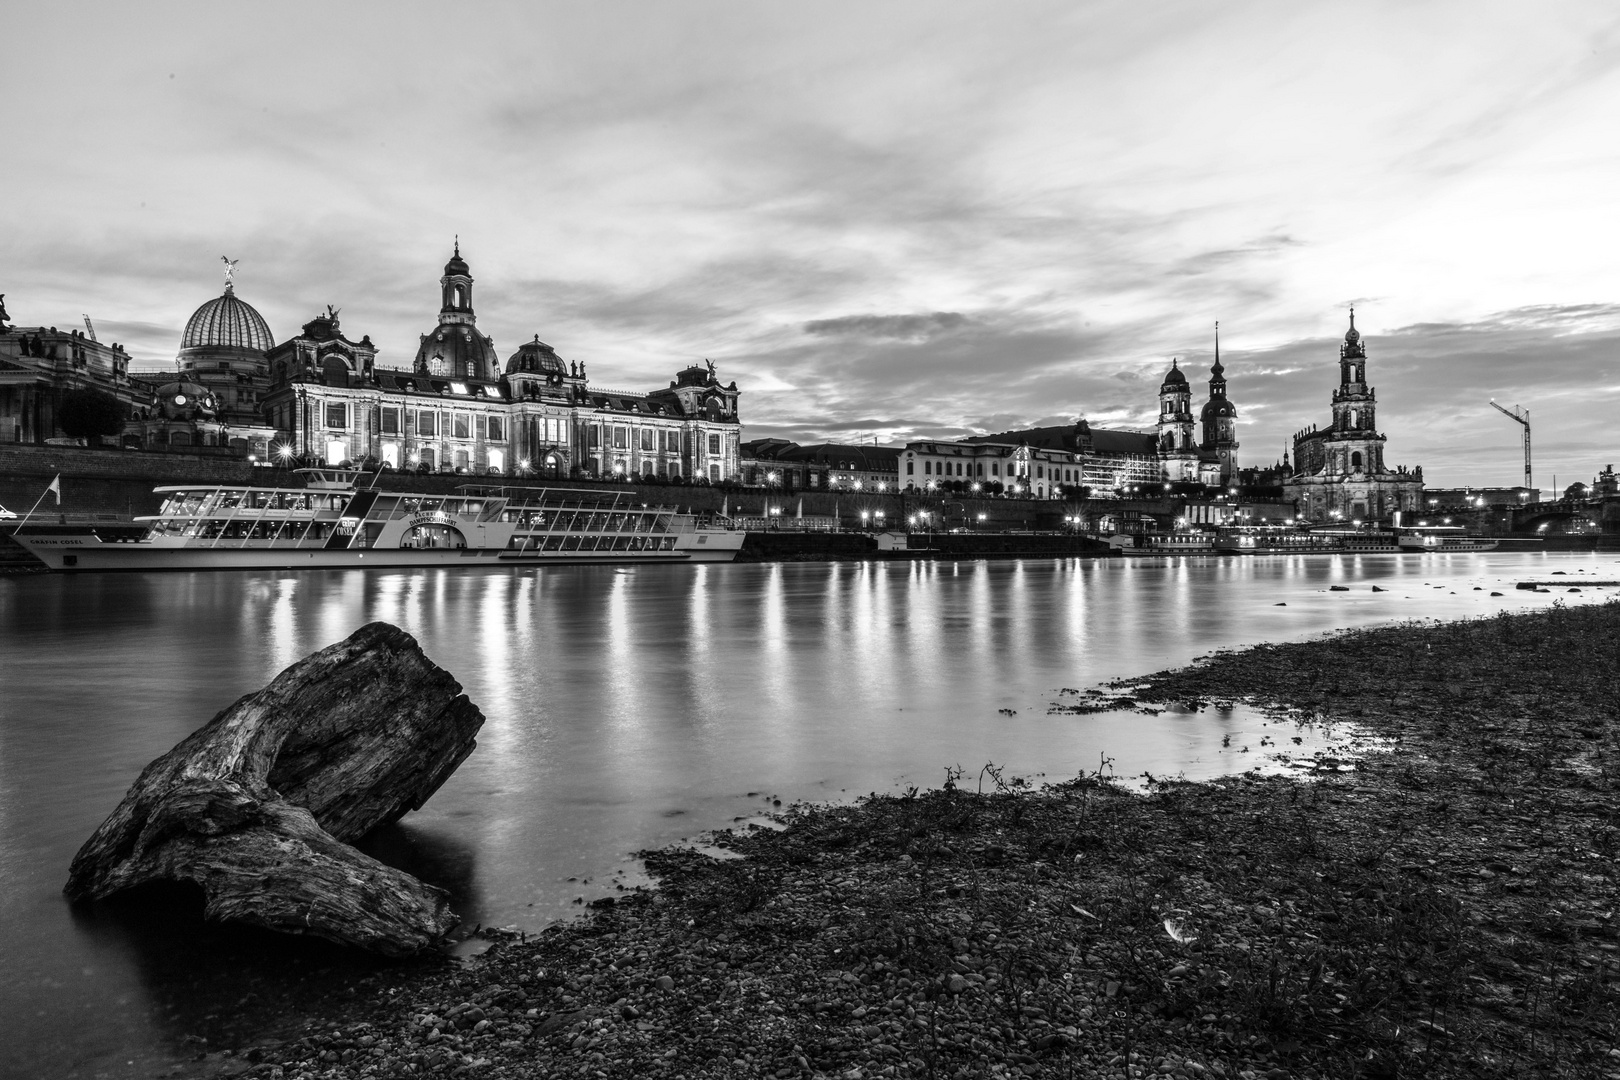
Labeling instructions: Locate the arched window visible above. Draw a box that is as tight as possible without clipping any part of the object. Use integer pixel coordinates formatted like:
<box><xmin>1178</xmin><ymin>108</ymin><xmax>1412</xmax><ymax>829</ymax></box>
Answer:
<box><xmin>1351</xmin><ymin>451</ymin><xmax>1363</xmax><ymax>470</ymax></box>
<box><xmin>453</xmin><ymin>285</ymin><xmax>465</xmax><ymax>308</ymax></box>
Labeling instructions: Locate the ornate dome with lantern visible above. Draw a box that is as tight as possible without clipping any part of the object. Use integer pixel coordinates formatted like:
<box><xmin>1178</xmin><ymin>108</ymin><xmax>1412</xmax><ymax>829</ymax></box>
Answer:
<box><xmin>178</xmin><ymin>261</ymin><xmax>275</xmax><ymax>367</ymax></box>
<box><xmin>173</xmin><ymin>259</ymin><xmax>280</xmax><ymax>451</ymax></box>
<box><xmin>413</xmin><ymin>241</ymin><xmax>499</xmax><ymax>382</ymax></box>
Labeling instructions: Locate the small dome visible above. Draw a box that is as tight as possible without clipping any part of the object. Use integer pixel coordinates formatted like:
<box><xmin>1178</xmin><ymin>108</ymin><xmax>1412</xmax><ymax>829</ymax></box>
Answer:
<box><xmin>181</xmin><ymin>289</ymin><xmax>274</xmax><ymax>353</ymax></box>
<box><xmin>1160</xmin><ymin>360</ymin><xmax>1187</xmax><ymax>389</ymax></box>
<box><xmin>1201</xmin><ymin>397</ymin><xmax>1237</xmax><ymax>420</ymax></box>
<box><xmin>507</xmin><ymin>336</ymin><xmax>568</xmax><ymax>376</ymax></box>
<box><xmin>153</xmin><ymin>379</ymin><xmax>219</xmax><ymax>420</ymax></box>
<box><xmin>444</xmin><ymin>241</ymin><xmax>469</xmax><ymax>278</ymax></box>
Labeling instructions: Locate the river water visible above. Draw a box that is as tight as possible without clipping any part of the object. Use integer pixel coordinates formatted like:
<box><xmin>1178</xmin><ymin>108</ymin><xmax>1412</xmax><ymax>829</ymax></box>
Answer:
<box><xmin>1</xmin><ymin>551</ymin><xmax>1613</xmax><ymax>1077</ymax></box>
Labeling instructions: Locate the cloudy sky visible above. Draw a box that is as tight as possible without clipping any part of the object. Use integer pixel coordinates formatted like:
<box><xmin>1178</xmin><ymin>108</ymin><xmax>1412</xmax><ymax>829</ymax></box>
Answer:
<box><xmin>5</xmin><ymin>2</ymin><xmax>1618</xmax><ymax>489</ymax></box>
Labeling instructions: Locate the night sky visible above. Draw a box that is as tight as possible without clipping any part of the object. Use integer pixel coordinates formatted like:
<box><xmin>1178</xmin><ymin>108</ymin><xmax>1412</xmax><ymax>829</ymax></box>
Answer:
<box><xmin>5</xmin><ymin>2</ymin><xmax>1618</xmax><ymax>490</ymax></box>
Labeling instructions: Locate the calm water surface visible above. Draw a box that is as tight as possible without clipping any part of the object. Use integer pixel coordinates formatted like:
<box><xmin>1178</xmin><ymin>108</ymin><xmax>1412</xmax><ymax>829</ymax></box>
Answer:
<box><xmin>1</xmin><ymin>551</ymin><xmax>1613</xmax><ymax>1076</ymax></box>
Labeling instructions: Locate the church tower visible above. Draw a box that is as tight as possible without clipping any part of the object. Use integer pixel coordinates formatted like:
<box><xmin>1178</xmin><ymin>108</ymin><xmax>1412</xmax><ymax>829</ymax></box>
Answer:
<box><xmin>1329</xmin><ymin>309</ymin><xmax>1382</xmax><ymax>473</ymax></box>
<box><xmin>414</xmin><ymin>240</ymin><xmax>499</xmax><ymax>381</ymax></box>
<box><xmin>1284</xmin><ymin>308</ymin><xmax>1422</xmax><ymax>523</ymax></box>
<box><xmin>1199</xmin><ymin>323</ymin><xmax>1239</xmax><ymax>483</ymax></box>
<box><xmin>439</xmin><ymin>239</ymin><xmax>475</xmax><ymax>326</ymax></box>
<box><xmin>1157</xmin><ymin>359</ymin><xmax>1198</xmax><ymax>481</ymax></box>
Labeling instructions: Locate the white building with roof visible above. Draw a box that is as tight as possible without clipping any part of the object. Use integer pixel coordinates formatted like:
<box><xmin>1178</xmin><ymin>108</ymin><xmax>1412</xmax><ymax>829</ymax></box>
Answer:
<box><xmin>261</xmin><ymin>245</ymin><xmax>742</xmax><ymax>480</ymax></box>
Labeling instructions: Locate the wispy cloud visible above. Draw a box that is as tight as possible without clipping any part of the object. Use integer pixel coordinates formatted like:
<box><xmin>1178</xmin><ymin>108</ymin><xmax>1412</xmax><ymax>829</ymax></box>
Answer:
<box><xmin>3</xmin><ymin>2</ymin><xmax>1618</xmax><ymax>487</ymax></box>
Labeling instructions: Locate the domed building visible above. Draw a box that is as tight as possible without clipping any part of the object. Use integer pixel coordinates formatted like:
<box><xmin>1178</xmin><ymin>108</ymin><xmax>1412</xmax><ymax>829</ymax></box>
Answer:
<box><xmin>166</xmin><ymin>261</ymin><xmax>279</xmax><ymax>456</ymax></box>
<box><xmin>261</xmin><ymin>244</ymin><xmax>743</xmax><ymax>481</ymax></box>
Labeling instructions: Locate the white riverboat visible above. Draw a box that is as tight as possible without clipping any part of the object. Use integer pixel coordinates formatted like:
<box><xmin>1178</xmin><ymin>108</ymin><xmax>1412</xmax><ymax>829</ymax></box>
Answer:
<box><xmin>1394</xmin><ymin>525</ymin><xmax>1500</xmax><ymax>552</ymax></box>
<box><xmin>1111</xmin><ymin>531</ymin><xmax>1217</xmax><ymax>555</ymax></box>
<box><xmin>6</xmin><ymin>469</ymin><xmax>744</xmax><ymax>572</ymax></box>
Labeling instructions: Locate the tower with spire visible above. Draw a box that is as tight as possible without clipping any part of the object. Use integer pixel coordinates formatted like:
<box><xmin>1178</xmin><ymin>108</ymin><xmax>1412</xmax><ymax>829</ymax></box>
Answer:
<box><xmin>1199</xmin><ymin>322</ymin><xmax>1239</xmax><ymax>483</ymax></box>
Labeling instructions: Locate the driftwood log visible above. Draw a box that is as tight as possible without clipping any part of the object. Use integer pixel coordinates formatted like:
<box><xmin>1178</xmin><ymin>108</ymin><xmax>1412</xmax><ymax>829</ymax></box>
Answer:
<box><xmin>64</xmin><ymin>622</ymin><xmax>484</xmax><ymax>956</ymax></box>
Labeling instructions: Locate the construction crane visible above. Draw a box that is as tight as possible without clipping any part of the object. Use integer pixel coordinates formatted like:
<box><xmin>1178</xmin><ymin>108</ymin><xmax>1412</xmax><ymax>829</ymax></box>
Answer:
<box><xmin>82</xmin><ymin>315</ymin><xmax>98</xmax><ymax>342</ymax></box>
<box><xmin>1489</xmin><ymin>400</ymin><xmax>1531</xmax><ymax>489</ymax></box>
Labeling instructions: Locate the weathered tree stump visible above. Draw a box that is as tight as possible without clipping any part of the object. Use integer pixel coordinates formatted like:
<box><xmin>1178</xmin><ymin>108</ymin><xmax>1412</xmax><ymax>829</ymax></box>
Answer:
<box><xmin>64</xmin><ymin>622</ymin><xmax>484</xmax><ymax>956</ymax></box>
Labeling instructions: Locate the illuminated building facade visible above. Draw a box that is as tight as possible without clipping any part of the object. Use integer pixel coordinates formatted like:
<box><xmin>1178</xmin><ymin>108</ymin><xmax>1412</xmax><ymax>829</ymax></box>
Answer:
<box><xmin>259</xmin><ymin>245</ymin><xmax>743</xmax><ymax>479</ymax></box>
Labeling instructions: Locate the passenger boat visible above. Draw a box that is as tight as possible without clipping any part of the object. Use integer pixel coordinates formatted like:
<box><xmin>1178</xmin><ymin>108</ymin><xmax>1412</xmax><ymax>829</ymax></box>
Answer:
<box><xmin>1393</xmin><ymin>526</ymin><xmax>1500</xmax><ymax>552</ymax></box>
<box><xmin>1214</xmin><ymin>525</ymin><xmax>1398</xmax><ymax>554</ymax></box>
<box><xmin>1112</xmin><ymin>531</ymin><xmax>1217</xmax><ymax>555</ymax></box>
<box><xmin>6</xmin><ymin>469</ymin><xmax>744</xmax><ymax>572</ymax></box>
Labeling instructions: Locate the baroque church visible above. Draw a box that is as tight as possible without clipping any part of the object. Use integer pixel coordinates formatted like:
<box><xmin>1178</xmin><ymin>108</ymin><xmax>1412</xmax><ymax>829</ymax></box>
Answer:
<box><xmin>1283</xmin><ymin>312</ymin><xmax>1422</xmax><ymax>522</ymax></box>
<box><xmin>130</xmin><ymin>246</ymin><xmax>743</xmax><ymax>481</ymax></box>
<box><xmin>1155</xmin><ymin>326</ymin><xmax>1240</xmax><ymax>486</ymax></box>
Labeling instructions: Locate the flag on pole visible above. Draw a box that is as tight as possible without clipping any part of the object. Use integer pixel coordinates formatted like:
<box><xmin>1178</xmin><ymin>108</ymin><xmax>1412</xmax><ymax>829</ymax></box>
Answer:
<box><xmin>46</xmin><ymin>474</ymin><xmax>61</xmax><ymax>505</ymax></box>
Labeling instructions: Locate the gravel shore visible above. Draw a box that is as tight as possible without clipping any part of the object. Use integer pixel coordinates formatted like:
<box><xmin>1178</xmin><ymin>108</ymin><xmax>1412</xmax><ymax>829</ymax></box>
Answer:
<box><xmin>199</xmin><ymin>600</ymin><xmax>1618</xmax><ymax>1080</ymax></box>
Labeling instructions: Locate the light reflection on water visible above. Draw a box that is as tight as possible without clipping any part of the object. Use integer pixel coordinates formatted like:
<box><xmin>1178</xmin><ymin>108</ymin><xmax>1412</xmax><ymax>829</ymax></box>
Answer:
<box><xmin>0</xmin><ymin>551</ymin><xmax>1614</xmax><ymax>1076</ymax></box>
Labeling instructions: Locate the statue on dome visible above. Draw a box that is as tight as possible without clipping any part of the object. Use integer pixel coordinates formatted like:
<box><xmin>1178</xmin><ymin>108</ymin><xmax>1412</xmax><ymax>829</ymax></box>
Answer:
<box><xmin>705</xmin><ymin>358</ymin><xmax>717</xmax><ymax>381</ymax></box>
<box><xmin>0</xmin><ymin>294</ymin><xmax>9</xmax><ymax>328</ymax></box>
<box><xmin>221</xmin><ymin>256</ymin><xmax>238</xmax><ymax>289</ymax></box>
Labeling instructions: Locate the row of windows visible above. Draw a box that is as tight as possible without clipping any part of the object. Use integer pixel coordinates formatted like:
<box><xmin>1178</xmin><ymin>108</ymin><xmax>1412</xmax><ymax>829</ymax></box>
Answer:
<box><xmin>907</xmin><ymin>459</ymin><xmax>1097</xmax><ymax>485</ymax></box>
<box><xmin>584</xmin><ymin>428</ymin><xmax>726</xmax><ymax>457</ymax></box>
<box><xmin>303</xmin><ymin>402</ymin><xmax>732</xmax><ymax>460</ymax></box>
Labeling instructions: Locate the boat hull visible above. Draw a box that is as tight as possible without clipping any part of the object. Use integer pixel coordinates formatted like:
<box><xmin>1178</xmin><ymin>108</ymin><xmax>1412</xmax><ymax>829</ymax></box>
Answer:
<box><xmin>8</xmin><ymin>529</ymin><xmax>744</xmax><ymax>572</ymax></box>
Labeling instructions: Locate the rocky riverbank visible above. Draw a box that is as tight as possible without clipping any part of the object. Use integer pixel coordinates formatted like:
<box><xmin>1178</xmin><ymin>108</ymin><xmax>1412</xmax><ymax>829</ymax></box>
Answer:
<box><xmin>196</xmin><ymin>601</ymin><xmax>1618</xmax><ymax>1079</ymax></box>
